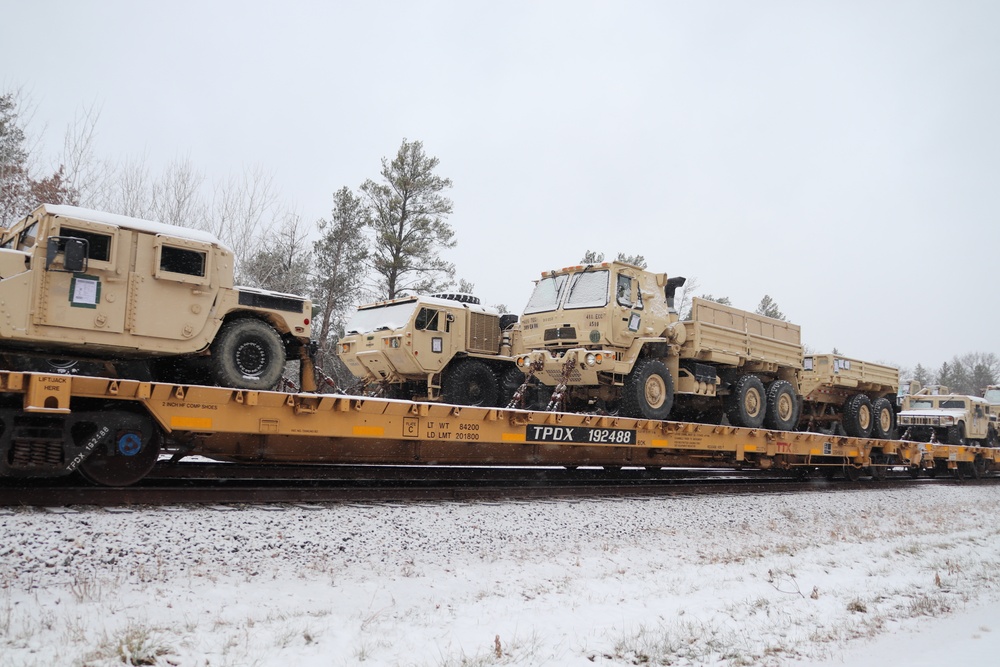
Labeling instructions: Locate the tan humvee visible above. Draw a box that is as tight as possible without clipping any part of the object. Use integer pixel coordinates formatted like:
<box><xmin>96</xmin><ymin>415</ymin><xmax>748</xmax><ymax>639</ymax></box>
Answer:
<box><xmin>337</xmin><ymin>293</ymin><xmax>520</xmax><ymax>406</ymax></box>
<box><xmin>898</xmin><ymin>390</ymin><xmax>998</xmax><ymax>446</ymax></box>
<box><xmin>0</xmin><ymin>204</ymin><xmax>315</xmax><ymax>390</ymax></box>
<box><xmin>512</xmin><ymin>262</ymin><xmax>803</xmax><ymax>427</ymax></box>
<box><xmin>799</xmin><ymin>354</ymin><xmax>899</xmax><ymax>438</ymax></box>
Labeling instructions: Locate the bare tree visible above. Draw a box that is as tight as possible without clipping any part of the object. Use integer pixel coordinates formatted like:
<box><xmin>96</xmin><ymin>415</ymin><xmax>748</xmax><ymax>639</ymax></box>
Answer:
<box><xmin>241</xmin><ymin>211</ymin><xmax>312</xmax><ymax>294</ymax></box>
<box><xmin>60</xmin><ymin>101</ymin><xmax>104</xmax><ymax>207</ymax></box>
<box><xmin>207</xmin><ymin>164</ymin><xmax>282</xmax><ymax>271</ymax></box>
<box><xmin>361</xmin><ymin>139</ymin><xmax>455</xmax><ymax>299</ymax></box>
<box><xmin>151</xmin><ymin>157</ymin><xmax>207</xmax><ymax>228</ymax></box>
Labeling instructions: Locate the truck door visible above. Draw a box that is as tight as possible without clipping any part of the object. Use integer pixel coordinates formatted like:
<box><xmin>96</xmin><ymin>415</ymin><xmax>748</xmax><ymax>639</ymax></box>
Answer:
<box><xmin>611</xmin><ymin>272</ymin><xmax>642</xmax><ymax>347</ymax></box>
<box><xmin>411</xmin><ymin>306</ymin><xmax>454</xmax><ymax>374</ymax></box>
<box><xmin>34</xmin><ymin>220</ymin><xmax>129</xmax><ymax>335</ymax></box>
<box><xmin>128</xmin><ymin>235</ymin><xmax>216</xmax><ymax>342</ymax></box>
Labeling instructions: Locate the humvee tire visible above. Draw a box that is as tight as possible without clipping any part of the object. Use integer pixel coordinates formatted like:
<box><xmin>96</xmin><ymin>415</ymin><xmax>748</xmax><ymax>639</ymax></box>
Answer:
<box><xmin>946</xmin><ymin>424</ymin><xmax>966</xmax><ymax>446</ymax></box>
<box><xmin>211</xmin><ymin>319</ymin><xmax>286</xmax><ymax>390</ymax></box>
<box><xmin>621</xmin><ymin>358</ymin><xmax>674</xmax><ymax>420</ymax></box>
<box><xmin>442</xmin><ymin>359</ymin><xmax>499</xmax><ymax>407</ymax></box>
<box><xmin>726</xmin><ymin>374</ymin><xmax>766</xmax><ymax>429</ymax></box>
<box><xmin>843</xmin><ymin>394</ymin><xmax>873</xmax><ymax>438</ymax></box>
<box><xmin>764</xmin><ymin>379</ymin><xmax>797</xmax><ymax>431</ymax></box>
<box><xmin>871</xmin><ymin>397</ymin><xmax>895</xmax><ymax>439</ymax></box>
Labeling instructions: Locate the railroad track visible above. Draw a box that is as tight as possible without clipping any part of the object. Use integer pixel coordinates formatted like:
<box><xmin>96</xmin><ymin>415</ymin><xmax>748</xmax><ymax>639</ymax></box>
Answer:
<box><xmin>2</xmin><ymin>464</ymin><xmax>992</xmax><ymax>507</ymax></box>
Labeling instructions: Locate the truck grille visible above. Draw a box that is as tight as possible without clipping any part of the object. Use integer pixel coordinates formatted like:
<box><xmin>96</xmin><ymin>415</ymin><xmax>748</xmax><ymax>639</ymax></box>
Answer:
<box><xmin>900</xmin><ymin>416</ymin><xmax>941</xmax><ymax>426</ymax></box>
<box><xmin>467</xmin><ymin>312</ymin><xmax>501</xmax><ymax>354</ymax></box>
<box><xmin>544</xmin><ymin>327</ymin><xmax>576</xmax><ymax>344</ymax></box>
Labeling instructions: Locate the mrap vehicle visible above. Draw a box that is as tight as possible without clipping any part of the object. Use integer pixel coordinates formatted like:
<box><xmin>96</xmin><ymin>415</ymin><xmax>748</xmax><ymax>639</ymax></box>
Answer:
<box><xmin>0</xmin><ymin>204</ymin><xmax>314</xmax><ymax>391</ymax></box>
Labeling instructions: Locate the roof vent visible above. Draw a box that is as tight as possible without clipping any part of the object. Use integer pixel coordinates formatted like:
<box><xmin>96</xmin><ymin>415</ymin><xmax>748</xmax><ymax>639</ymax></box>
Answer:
<box><xmin>431</xmin><ymin>292</ymin><xmax>481</xmax><ymax>305</ymax></box>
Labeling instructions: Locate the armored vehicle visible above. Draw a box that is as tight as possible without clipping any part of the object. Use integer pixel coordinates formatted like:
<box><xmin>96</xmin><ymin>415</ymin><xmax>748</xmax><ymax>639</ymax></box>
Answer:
<box><xmin>338</xmin><ymin>293</ymin><xmax>519</xmax><ymax>406</ymax></box>
<box><xmin>898</xmin><ymin>389</ymin><xmax>998</xmax><ymax>446</ymax></box>
<box><xmin>0</xmin><ymin>204</ymin><xmax>314</xmax><ymax>391</ymax></box>
<box><xmin>512</xmin><ymin>262</ymin><xmax>802</xmax><ymax>426</ymax></box>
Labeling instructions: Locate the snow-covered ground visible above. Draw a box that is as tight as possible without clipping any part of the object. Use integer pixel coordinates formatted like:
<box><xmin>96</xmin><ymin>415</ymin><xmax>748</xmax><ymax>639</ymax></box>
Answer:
<box><xmin>2</xmin><ymin>482</ymin><xmax>1000</xmax><ymax>666</ymax></box>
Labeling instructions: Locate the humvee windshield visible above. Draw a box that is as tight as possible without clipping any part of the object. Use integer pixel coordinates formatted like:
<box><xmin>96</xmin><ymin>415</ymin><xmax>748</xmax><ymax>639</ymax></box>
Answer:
<box><xmin>345</xmin><ymin>301</ymin><xmax>419</xmax><ymax>334</ymax></box>
<box><xmin>524</xmin><ymin>274</ymin><xmax>568</xmax><ymax>314</ymax></box>
<box><xmin>985</xmin><ymin>389</ymin><xmax>1000</xmax><ymax>404</ymax></box>
<box><xmin>910</xmin><ymin>400</ymin><xmax>934</xmax><ymax>409</ymax></box>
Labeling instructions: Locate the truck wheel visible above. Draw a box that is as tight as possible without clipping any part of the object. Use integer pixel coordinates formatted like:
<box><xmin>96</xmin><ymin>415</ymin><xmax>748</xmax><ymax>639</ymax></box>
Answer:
<box><xmin>442</xmin><ymin>360</ymin><xmax>499</xmax><ymax>407</ymax></box>
<box><xmin>621</xmin><ymin>358</ymin><xmax>674</xmax><ymax>420</ymax></box>
<box><xmin>764</xmin><ymin>380</ymin><xmax>798</xmax><ymax>431</ymax></box>
<box><xmin>871</xmin><ymin>397</ymin><xmax>895</xmax><ymax>440</ymax></box>
<box><xmin>498</xmin><ymin>366</ymin><xmax>527</xmax><ymax>407</ymax></box>
<box><xmin>842</xmin><ymin>394</ymin><xmax>873</xmax><ymax>438</ymax></box>
<box><xmin>946</xmin><ymin>423</ymin><xmax>966</xmax><ymax>446</ymax></box>
<box><xmin>726</xmin><ymin>374</ymin><xmax>766</xmax><ymax>428</ymax></box>
<box><xmin>212</xmin><ymin>319</ymin><xmax>286</xmax><ymax>390</ymax></box>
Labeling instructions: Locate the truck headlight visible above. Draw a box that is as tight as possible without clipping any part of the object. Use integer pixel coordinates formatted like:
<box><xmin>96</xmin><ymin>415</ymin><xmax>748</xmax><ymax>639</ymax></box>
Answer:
<box><xmin>585</xmin><ymin>353</ymin><xmax>596</xmax><ymax>367</ymax></box>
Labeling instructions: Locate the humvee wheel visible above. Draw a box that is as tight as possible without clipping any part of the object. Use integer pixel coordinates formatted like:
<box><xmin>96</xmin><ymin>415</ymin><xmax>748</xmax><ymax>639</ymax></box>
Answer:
<box><xmin>764</xmin><ymin>380</ymin><xmax>798</xmax><ymax>431</ymax></box>
<box><xmin>442</xmin><ymin>359</ymin><xmax>499</xmax><ymax>407</ymax></box>
<box><xmin>946</xmin><ymin>424</ymin><xmax>966</xmax><ymax>446</ymax></box>
<box><xmin>78</xmin><ymin>415</ymin><xmax>161</xmax><ymax>487</ymax></box>
<box><xmin>843</xmin><ymin>394</ymin><xmax>873</xmax><ymax>438</ymax></box>
<box><xmin>726</xmin><ymin>374</ymin><xmax>766</xmax><ymax>429</ymax></box>
<box><xmin>621</xmin><ymin>358</ymin><xmax>674</xmax><ymax>420</ymax></box>
<box><xmin>212</xmin><ymin>319</ymin><xmax>285</xmax><ymax>390</ymax></box>
<box><xmin>871</xmin><ymin>397</ymin><xmax>895</xmax><ymax>440</ymax></box>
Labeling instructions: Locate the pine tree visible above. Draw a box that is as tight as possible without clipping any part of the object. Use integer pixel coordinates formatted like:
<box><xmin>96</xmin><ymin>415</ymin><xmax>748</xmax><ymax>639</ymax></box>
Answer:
<box><xmin>755</xmin><ymin>295</ymin><xmax>786</xmax><ymax>321</ymax></box>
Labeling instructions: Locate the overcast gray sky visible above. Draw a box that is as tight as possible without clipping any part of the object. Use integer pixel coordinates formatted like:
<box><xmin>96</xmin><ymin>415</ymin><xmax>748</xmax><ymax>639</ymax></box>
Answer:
<box><xmin>4</xmin><ymin>0</ymin><xmax>999</xmax><ymax>372</ymax></box>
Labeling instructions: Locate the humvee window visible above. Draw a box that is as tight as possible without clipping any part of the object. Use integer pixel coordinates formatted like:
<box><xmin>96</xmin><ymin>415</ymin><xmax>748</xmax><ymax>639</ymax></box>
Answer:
<box><xmin>524</xmin><ymin>274</ymin><xmax>568</xmax><ymax>314</ymax></box>
<box><xmin>940</xmin><ymin>399</ymin><xmax>966</xmax><ymax>409</ymax></box>
<box><xmin>911</xmin><ymin>400</ymin><xmax>933</xmax><ymax>409</ymax></box>
<box><xmin>565</xmin><ymin>270</ymin><xmax>609</xmax><ymax>309</ymax></box>
<box><xmin>17</xmin><ymin>222</ymin><xmax>38</xmax><ymax>250</ymax></box>
<box><xmin>60</xmin><ymin>227</ymin><xmax>111</xmax><ymax>262</ymax></box>
<box><xmin>160</xmin><ymin>245</ymin><xmax>206</xmax><ymax>277</ymax></box>
<box><xmin>415</xmin><ymin>308</ymin><xmax>440</xmax><ymax>331</ymax></box>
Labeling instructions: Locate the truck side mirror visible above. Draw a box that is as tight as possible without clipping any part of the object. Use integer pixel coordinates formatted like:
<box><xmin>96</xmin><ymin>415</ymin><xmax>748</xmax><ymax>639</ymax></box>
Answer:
<box><xmin>46</xmin><ymin>237</ymin><xmax>89</xmax><ymax>273</ymax></box>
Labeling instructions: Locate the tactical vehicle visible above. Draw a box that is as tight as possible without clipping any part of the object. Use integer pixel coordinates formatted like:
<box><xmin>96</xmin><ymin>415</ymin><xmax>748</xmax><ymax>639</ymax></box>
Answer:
<box><xmin>338</xmin><ymin>293</ymin><xmax>519</xmax><ymax>406</ymax></box>
<box><xmin>0</xmin><ymin>204</ymin><xmax>314</xmax><ymax>390</ymax></box>
<box><xmin>799</xmin><ymin>354</ymin><xmax>899</xmax><ymax>438</ymax></box>
<box><xmin>898</xmin><ymin>389</ymin><xmax>998</xmax><ymax>446</ymax></box>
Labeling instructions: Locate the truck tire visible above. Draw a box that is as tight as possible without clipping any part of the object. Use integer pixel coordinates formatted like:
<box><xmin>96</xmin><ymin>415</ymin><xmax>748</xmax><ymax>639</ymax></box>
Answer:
<box><xmin>764</xmin><ymin>380</ymin><xmax>798</xmax><ymax>431</ymax></box>
<box><xmin>871</xmin><ymin>397</ymin><xmax>895</xmax><ymax>440</ymax></box>
<box><xmin>211</xmin><ymin>319</ymin><xmax>286</xmax><ymax>390</ymax></box>
<box><xmin>726</xmin><ymin>374</ymin><xmax>766</xmax><ymax>428</ymax></box>
<box><xmin>621</xmin><ymin>358</ymin><xmax>674</xmax><ymax>420</ymax></box>
<box><xmin>498</xmin><ymin>366</ymin><xmax>527</xmax><ymax>407</ymax></box>
<box><xmin>946</xmin><ymin>423</ymin><xmax>966</xmax><ymax>446</ymax></box>
<box><xmin>442</xmin><ymin>359</ymin><xmax>499</xmax><ymax>407</ymax></box>
<box><xmin>842</xmin><ymin>394</ymin><xmax>873</xmax><ymax>438</ymax></box>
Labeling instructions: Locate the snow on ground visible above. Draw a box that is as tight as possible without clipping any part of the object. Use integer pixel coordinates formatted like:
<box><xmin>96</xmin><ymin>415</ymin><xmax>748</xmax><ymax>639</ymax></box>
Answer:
<box><xmin>2</xmin><ymin>483</ymin><xmax>1000</xmax><ymax>666</ymax></box>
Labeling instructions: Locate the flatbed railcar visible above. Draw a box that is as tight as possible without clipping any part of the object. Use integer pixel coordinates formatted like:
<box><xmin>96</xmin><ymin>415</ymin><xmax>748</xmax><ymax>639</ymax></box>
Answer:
<box><xmin>0</xmin><ymin>371</ymin><xmax>995</xmax><ymax>487</ymax></box>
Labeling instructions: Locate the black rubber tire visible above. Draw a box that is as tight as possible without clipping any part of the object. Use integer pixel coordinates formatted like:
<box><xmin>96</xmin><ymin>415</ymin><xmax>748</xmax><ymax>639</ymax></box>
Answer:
<box><xmin>620</xmin><ymin>358</ymin><xmax>674</xmax><ymax>420</ymax></box>
<box><xmin>442</xmin><ymin>359</ymin><xmax>499</xmax><ymax>407</ymax></box>
<box><xmin>211</xmin><ymin>319</ymin><xmax>286</xmax><ymax>390</ymax></box>
<box><xmin>946</xmin><ymin>423</ymin><xmax>966</xmax><ymax>446</ymax></box>
<box><xmin>842</xmin><ymin>394</ymin><xmax>873</xmax><ymax>438</ymax></box>
<box><xmin>764</xmin><ymin>380</ymin><xmax>798</xmax><ymax>431</ymax></box>
<box><xmin>726</xmin><ymin>374</ymin><xmax>766</xmax><ymax>429</ymax></box>
<box><xmin>498</xmin><ymin>365</ymin><xmax>527</xmax><ymax>407</ymax></box>
<box><xmin>871</xmin><ymin>397</ymin><xmax>895</xmax><ymax>440</ymax></box>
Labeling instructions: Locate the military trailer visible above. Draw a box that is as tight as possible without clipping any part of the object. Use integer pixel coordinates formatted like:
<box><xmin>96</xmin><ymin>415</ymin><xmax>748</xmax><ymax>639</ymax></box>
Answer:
<box><xmin>898</xmin><ymin>389</ymin><xmax>998</xmax><ymax>447</ymax></box>
<box><xmin>338</xmin><ymin>293</ymin><xmax>520</xmax><ymax>406</ymax></box>
<box><xmin>512</xmin><ymin>262</ymin><xmax>803</xmax><ymax>427</ymax></box>
<box><xmin>799</xmin><ymin>354</ymin><xmax>899</xmax><ymax>438</ymax></box>
<box><xmin>0</xmin><ymin>204</ymin><xmax>315</xmax><ymax>391</ymax></box>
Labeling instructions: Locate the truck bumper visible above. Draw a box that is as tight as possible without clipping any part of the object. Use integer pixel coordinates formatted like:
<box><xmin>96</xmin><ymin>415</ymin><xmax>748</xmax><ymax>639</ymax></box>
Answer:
<box><xmin>516</xmin><ymin>348</ymin><xmax>618</xmax><ymax>386</ymax></box>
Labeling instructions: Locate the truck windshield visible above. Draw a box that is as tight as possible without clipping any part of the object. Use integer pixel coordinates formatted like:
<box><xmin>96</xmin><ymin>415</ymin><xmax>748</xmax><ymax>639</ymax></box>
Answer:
<box><xmin>344</xmin><ymin>301</ymin><xmax>419</xmax><ymax>334</ymax></box>
<box><xmin>564</xmin><ymin>270</ymin><xmax>609</xmax><ymax>309</ymax></box>
<box><xmin>985</xmin><ymin>389</ymin><xmax>1000</xmax><ymax>404</ymax></box>
<box><xmin>524</xmin><ymin>275</ymin><xmax>568</xmax><ymax>314</ymax></box>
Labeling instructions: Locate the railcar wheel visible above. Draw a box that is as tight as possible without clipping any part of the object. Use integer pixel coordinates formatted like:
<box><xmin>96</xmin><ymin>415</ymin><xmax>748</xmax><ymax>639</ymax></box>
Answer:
<box><xmin>77</xmin><ymin>416</ymin><xmax>161</xmax><ymax>487</ymax></box>
<box><xmin>842</xmin><ymin>464</ymin><xmax>862</xmax><ymax>482</ymax></box>
<box><xmin>212</xmin><ymin>319</ymin><xmax>286</xmax><ymax>390</ymax></box>
<box><xmin>842</xmin><ymin>394</ymin><xmax>873</xmax><ymax>438</ymax></box>
<box><xmin>971</xmin><ymin>455</ymin><xmax>986</xmax><ymax>479</ymax></box>
<box><xmin>442</xmin><ymin>359</ymin><xmax>499</xmax><ymax>407</ymax></box>
<box><xmin>868</xmin><ymin>453</ymin><xmax>889</xmax><ymax>481</ymax></box>
<box><xmin>726</xmin><ymin>375</ymin><xmax>766</xmax><ymax>429</ymax></box>
<box><xmin>621</xmin><ymin>358</ymin><xmax>674</xmax><ymax>420</ymax></box>
<box><xmin>764</xmin><ymin>380</ymin><xmax>798</xmax><ymax>431</ymax></box>
<box><xmin>871</xmin><ymin>397</ymin><xmax>895</xmax><ymax>440</ymax></box>
<box><xmin>908</xmin><ymin>465</ymin><xmax>922</xmax><ymax>479</ymax></box>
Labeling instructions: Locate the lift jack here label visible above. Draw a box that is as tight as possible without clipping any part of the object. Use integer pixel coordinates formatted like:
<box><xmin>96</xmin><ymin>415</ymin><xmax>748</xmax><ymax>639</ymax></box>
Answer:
<box><xmin>526</xmin><ymin>425</ymin><xmax>637</xmax><ymax>445</ymax></box>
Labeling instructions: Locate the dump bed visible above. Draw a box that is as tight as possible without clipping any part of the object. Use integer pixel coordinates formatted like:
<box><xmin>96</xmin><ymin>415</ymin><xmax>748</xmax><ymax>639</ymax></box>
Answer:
<box><xmin>799</xmin><ymin>354</ymin><xmax>899</xmax><ymax>401</ymax></box>
<box><xmin>679</xmin><ymin>298</ymin><xmax>803</xmax><ymax>370</ymax></box>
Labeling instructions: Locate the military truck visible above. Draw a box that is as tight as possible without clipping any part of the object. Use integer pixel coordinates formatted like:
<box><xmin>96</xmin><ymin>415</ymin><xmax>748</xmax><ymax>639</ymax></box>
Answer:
<box><xmin>337</xmin><ymin>293</ymin><xmax>520</xmax><ymax>406</ymax></box>
<box><xmin>799</xmin><ymin>354</ymin><xmax>899</xmax><ymax>438</ymax></box>
<box><xmin>511</xmin><ymin>262</ymin><xmax>803</xmax><ymax>426</ymax></box>
<box><xmin>983</xmin><ymin>385</ymin><xmax>1000</xmax><ymax>421</ymax></box>
<box><xmin>897</xmin><ymin>389</ymin><xmax>998</xmax><ymax>446</ymax></box>
<box><xmin>0</xmin><ymin>204</ymin><xmax>315</xmax><ymax>391</ymax></box>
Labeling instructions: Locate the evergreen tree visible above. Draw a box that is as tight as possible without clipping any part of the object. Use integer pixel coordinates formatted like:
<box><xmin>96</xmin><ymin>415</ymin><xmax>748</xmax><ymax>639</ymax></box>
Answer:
<box><xmin>755</xmin><ymin>295</ymin><xmax>786</xmax><ymax>321</ymax></box>
<box><xmin>362</xmin><ymin>139</ymin><xmax>455</xmax><ymax>299</ymax></box>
